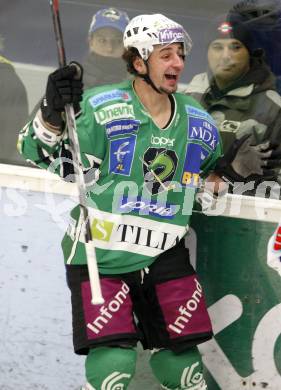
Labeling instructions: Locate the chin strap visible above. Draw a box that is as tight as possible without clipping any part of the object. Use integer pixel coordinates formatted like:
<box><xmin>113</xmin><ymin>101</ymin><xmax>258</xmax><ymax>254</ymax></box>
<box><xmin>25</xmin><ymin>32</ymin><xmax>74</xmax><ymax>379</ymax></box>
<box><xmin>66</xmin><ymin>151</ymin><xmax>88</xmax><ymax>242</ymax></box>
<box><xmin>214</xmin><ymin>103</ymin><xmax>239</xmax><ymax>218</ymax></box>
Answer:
<box><xmin>139</xmin><ymin>60</ymin><xmax>163</xmax><ymax>94</ymax></box>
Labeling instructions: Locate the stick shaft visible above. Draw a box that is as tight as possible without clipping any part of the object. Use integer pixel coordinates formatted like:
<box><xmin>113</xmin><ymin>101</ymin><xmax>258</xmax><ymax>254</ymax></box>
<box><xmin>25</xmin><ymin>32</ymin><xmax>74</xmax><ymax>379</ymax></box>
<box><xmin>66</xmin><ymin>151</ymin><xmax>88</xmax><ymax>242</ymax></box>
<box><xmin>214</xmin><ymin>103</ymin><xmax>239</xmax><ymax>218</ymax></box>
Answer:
<box><xmin>50</xmin><ymin>0</ymin><xmax>66</xmax><ymax>67</ymax></box>
<box><xmin>49</xmin><ymin>0</ymin><xmax>104</xmax><ymax>305</ymax></box>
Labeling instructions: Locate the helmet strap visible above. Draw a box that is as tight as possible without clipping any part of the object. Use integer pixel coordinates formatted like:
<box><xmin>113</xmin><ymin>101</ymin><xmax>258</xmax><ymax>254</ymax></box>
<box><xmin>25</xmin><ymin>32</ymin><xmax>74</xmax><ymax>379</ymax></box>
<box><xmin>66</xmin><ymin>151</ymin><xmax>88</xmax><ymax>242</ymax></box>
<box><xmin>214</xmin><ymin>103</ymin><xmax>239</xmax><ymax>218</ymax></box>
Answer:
<box><xmin>139</xmin><ymin>60</ymin><xmax>163</xmax><ymax>94</ymax></box>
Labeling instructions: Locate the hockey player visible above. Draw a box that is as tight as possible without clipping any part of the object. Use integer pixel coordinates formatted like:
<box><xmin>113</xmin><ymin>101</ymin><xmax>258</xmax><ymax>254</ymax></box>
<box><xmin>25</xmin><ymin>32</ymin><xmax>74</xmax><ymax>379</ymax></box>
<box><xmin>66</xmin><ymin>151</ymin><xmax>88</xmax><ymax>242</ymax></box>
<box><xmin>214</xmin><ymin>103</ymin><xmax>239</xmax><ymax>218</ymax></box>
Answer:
<box><xmin>17</xmin><ymin>13</ymin><xmax>261</xmax><ymax>390</ymax></box>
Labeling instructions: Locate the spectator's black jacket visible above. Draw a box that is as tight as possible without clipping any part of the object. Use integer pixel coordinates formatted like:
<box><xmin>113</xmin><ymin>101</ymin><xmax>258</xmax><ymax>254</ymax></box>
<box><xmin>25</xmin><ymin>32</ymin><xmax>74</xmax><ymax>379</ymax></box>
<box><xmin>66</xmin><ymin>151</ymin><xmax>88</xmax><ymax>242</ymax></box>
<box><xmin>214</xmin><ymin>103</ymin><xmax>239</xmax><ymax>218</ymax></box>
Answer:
<box><xmin>0</xmin><ymin>55</ymin><xmax>28</xmax><ymax>165</ymax></box>
<box><xmin>186</xmin><ymin>55</ymin><xmax>281</xmax><ymax>193</ymax></box>
<box><xmin>82</xmin><ymin>52</ymin><xmax>128</xmax><ymax>90</ymax></box>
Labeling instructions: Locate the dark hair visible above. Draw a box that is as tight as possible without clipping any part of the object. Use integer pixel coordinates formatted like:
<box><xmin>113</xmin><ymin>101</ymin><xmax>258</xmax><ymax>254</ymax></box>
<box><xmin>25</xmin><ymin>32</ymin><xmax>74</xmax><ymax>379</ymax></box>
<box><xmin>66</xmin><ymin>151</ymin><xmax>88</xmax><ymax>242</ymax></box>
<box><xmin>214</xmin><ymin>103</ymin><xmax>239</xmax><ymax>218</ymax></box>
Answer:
<box><xmin>122</xmin><ymin>47</ymin><xmax>141</xmax><ymax>75</ymax></box>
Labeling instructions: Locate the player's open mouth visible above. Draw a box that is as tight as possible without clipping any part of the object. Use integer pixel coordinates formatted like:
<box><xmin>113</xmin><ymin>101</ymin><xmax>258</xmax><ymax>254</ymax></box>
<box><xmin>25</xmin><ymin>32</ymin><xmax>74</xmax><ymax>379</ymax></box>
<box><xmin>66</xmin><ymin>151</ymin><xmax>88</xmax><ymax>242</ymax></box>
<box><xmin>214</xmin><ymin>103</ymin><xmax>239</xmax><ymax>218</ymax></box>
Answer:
<box><xmin>165</xmin><ymin>74</ymin><xmax>177</xmax><ymax>80</ymax></box>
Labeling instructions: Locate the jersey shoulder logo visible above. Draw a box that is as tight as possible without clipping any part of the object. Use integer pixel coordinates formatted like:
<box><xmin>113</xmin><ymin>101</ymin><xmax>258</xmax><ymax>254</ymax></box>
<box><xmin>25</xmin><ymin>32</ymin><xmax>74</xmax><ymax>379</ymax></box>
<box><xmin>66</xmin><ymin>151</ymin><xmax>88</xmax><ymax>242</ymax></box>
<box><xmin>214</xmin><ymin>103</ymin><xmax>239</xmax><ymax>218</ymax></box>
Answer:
<box><xmin>186</xmin><ymin>105</ymin><xmax>219</xmax><ymax>151</ymax></box>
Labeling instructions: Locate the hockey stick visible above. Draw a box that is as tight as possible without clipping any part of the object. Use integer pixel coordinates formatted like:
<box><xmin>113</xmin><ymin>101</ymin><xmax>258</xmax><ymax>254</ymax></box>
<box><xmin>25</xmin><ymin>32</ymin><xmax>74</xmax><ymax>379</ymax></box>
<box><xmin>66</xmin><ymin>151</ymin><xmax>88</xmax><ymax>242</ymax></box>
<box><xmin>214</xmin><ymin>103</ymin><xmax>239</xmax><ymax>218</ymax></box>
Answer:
<box><xmin>50</xmin><ymin>0</ymin><xmax>104</xmax><ymax>305</ymax></box>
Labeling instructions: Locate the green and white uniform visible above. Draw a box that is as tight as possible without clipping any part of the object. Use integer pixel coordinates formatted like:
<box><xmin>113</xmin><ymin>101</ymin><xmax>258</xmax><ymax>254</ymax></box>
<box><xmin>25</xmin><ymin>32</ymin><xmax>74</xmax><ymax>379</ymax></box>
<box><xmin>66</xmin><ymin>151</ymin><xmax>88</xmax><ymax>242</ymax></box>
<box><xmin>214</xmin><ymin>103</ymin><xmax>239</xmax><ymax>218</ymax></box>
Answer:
<box><xmin>19</xmin><ymin>80</ymin><xmax>222</xmax><ymax>275</ymax></box>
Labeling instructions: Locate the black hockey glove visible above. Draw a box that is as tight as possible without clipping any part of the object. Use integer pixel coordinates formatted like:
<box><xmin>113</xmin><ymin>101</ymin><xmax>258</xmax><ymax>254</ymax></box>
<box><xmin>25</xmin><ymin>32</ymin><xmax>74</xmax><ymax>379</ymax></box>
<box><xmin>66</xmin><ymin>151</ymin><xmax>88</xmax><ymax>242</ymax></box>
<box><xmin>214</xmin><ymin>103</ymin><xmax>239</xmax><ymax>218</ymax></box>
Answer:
<box><xmin>215</xmin><ymin>134</ymin><xmax>281</xmax><ymax>185</ymax></box>
<box><xmin>41</xmin><ymin>61</ymin><xmax>83</xmax><ymax>129</ymax></box>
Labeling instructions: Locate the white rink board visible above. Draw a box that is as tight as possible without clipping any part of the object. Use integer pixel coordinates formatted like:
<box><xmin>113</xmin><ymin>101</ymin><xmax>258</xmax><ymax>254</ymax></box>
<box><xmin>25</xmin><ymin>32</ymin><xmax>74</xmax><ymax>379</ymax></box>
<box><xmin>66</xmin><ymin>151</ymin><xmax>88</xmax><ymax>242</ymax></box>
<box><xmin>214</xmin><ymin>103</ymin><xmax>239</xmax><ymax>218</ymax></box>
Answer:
<box><xmin>1</xmin><ymin>163</ymin><xmax>281</xmax><ymax>223</ymax></box>
<box><xmin>0</xmin><ymin>163</ymin><xmax>281</xmax><ymax>389</ymax></box>
<box><xmin>0</xmin><ymin>166</ymin><xmax>159</xmax><ymax>390</ymax></box>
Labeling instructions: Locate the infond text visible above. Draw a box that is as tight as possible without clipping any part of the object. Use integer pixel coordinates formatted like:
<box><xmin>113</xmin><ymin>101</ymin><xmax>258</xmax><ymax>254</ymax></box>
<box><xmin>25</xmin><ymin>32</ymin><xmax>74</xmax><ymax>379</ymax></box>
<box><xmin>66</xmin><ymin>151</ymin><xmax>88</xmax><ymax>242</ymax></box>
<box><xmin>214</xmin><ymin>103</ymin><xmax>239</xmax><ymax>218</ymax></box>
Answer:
<box><xmin>169</xmin><ymin>278</ymin><xmax>202</xmax><ymax>335</ymax></box>
<box><xmin>87</xmin><ymin>282</ymin><xmax>130</xmax><ymax>334</ymax></box>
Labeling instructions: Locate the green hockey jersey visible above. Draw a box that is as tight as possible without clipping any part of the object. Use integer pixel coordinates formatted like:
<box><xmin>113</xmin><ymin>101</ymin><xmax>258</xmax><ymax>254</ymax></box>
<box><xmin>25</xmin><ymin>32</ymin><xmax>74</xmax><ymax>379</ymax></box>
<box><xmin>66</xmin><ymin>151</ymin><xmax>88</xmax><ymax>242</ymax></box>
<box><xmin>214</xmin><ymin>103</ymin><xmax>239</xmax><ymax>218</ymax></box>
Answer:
<box><xmin>18</xmin><ymin>80</ymin><xmax>222</xmax><ymax>274</ymax></box>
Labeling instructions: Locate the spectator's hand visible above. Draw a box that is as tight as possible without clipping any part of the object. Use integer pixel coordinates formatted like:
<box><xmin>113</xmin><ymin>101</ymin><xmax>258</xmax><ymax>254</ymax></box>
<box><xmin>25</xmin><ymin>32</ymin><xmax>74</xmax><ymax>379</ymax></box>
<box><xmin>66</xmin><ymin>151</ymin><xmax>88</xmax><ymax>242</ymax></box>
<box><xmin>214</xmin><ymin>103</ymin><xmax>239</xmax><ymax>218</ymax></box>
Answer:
<box><xmin>41</xmin><ymin>61</ymin><xmax>83</xmax><ymax>129</ymax></box>
<box><xmin>215</xmin><ymin>134</ymin><xmax>281</xmax><ymax>183</ymax></box>
<box><xmin>263</xmin><ymin>142</ymin><xmax>281</xmax><ymax>170</ymax></box>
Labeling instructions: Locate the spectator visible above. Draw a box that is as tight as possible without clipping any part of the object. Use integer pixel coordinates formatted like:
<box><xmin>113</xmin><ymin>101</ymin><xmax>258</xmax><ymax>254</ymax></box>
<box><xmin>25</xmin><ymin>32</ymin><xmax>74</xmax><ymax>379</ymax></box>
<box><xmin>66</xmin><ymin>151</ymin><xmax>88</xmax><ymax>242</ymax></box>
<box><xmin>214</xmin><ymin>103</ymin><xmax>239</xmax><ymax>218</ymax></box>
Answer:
<box><xmin>83</xmin><ymin>7</ymin><xmax>130</xmax><ymax>89</ymax></box>
<box><xmin>28</xmin><ymin>8</ymin><xmax>130</xmax><ymax>129</ymax></box>
<box><xmin>185</xmin><ymin>13</ymin><xmax>281</xmax><ymax>196</ymax></box>
<box><xmin>0</xmin><ymin>34</ymin><xmax>28</xmax><ymax>165</ymax></box>
<box><xmin>228</xmin><ymin>0</ymin><xmax>281</xmax><ymax>93</ymax></box>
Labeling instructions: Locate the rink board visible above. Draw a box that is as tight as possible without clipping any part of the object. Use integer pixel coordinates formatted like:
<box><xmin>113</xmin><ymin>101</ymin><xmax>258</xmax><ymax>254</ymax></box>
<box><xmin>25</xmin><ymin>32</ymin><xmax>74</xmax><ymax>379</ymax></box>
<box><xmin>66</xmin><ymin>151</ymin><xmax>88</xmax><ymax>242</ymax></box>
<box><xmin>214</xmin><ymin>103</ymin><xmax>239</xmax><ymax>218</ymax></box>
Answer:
<box><xmin>0</xmin><ymin>163</ymin><xmax>281</xmax><ymax>389</ymax></box>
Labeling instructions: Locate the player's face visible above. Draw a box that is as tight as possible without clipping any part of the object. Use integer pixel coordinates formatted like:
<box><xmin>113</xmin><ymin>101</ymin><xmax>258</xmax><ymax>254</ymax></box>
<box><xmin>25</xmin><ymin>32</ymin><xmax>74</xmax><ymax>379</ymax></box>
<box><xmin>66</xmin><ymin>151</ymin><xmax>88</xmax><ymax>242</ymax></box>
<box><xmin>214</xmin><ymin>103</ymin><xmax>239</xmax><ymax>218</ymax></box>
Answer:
<box><xmin>207</xmin><ymin>39</ymin><xmax>250</xmax><ymax>88</ymax></box>
<box><xmin>89</xmin><ymin>27</ymin><xmax>124</xmax><ymax>58</ymax></box>
<box><xmin>147</xmin><ymin>43</ymin><xmax>185</xmax><ymax>94</ymax></box>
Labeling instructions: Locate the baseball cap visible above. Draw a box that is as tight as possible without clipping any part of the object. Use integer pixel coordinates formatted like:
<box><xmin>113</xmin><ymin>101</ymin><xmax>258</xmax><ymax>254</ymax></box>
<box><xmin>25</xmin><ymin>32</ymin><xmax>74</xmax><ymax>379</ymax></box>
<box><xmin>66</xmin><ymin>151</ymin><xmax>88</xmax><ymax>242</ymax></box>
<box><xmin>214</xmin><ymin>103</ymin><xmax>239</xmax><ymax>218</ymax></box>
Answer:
<box><xmin>89</xmin><ymin>8</ymin><xmax>130</xmax><ymax>35</ymax></box>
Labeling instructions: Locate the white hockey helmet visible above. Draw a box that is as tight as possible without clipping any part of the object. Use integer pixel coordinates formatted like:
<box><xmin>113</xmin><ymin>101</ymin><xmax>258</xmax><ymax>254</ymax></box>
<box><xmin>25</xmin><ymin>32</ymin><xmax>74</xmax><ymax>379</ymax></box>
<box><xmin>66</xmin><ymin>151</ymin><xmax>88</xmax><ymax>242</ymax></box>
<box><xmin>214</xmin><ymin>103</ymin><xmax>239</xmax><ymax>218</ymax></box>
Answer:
<box><xmin>123</xmin><ymin>14</ymin><xmax>192</xmax><ymax>60</ymax></box>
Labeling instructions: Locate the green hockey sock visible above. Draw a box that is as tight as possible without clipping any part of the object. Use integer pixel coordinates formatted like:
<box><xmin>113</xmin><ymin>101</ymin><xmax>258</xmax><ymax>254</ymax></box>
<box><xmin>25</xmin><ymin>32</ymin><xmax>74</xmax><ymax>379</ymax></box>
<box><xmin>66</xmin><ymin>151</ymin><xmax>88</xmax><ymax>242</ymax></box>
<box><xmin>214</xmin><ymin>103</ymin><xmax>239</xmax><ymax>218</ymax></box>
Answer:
<box><xmin>85</xmin><ymin>346</ymin><xmax>137</xmax><ymax>390</ymax></box>
<box><xmin>149</xmin><ymin>347</ymin><xmax>207</xmax><ymax>389</ymax></box>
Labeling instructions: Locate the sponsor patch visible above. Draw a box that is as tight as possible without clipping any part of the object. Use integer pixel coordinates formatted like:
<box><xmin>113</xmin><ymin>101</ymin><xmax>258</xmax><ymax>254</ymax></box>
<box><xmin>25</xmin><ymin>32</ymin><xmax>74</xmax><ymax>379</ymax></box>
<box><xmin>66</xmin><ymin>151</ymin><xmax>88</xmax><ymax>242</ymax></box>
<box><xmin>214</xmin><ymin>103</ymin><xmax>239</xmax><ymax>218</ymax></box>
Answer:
<box><xmin>106</xmin><ymin>119</ymin><xmax>140</xmax><ymax>138</ymax></box>
<box><xmin>90</xmin><ymin>217</ymin><xmax>182</xmax><ymax>254</ymax></box>
<box><xmin>88</xmin><ymin>209</ymin><xmax>187</xmax><ymax>257</ymax></box>
<box><xmin>117</xmin><ymin>196</ymin><xmax>177</xmax><ymax>219</ymax></box>
<box><xmin>91</xmin><ymin>219</ymin><xmax>115</xmax><ymax>241</ymax></box>
<box><xmin>142</xmin><ymin>148</ymin><xmax>178</xmax><ymax>195</ymax></box>
<box><xmin>159</xmin><ymin>28</ymin><xmax>185</xmax><ymax>44</ymax></box>
<box><xmin>186</xmin><ymin>105</ymin><xmax>219</xmax><ymax>151</ymax></box>
<box><xmin>109</xmin><ymin>135</ymin><xmax>136</xmax><ymax>175</ymax></box>
<box><xmin>82</xmin><ymin>279</ymin><xmax>135</xmax><ymax>340</ymax></box>
<box><xmin>89</xmin><ymin>89</ymin><xmax>131</xmax><ymax>108</ymax></box>
<box><xmin>151</xmin><ymin>134</ymin><xmax>175</xmax><ymax>147</ymax></box>
<box><xmin>181</xmin><ymin>143</ymin><xmax>202</xmax><ymax>187</ymax></box>
<box><xmin>156</xmin><ymin>275</ymin><xmax>212</xmax><ymax>339</ymax></box>
<box><xmin>94</xmin><ymin>103</ymin><xmax>135</xmax><ymax>125</ymax></box>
